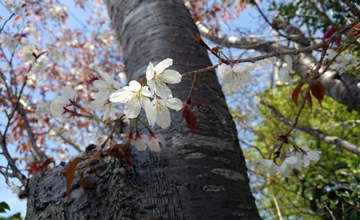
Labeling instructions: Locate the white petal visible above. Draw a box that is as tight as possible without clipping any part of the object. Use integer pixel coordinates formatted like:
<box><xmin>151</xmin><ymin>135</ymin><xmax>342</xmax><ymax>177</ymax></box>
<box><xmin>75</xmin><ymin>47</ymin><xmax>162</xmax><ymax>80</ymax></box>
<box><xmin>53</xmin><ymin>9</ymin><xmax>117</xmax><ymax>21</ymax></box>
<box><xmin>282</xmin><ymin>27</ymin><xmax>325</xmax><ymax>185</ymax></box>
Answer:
<box><xmin>155</xmin><ymin>133</ymin><xmax>166</xmax><ymax>147</ymax></box>
<box><xmin>284</xmin><ymin>55</ymin><xmax>292</xmax><ymax>64</ymax></box>
<box><xmin>128</xmin><ymin>80</ymin><xmax>141</xmax><ymax>91</ymax></box>
<box><xmin>283</xmin><ymin>156</ymin><xmax>298</xmax><ymax>165</ymax></box>
<box><xmin>146</xmin><ymin>62</ymin><xmax>155</xmax><ymax>80</ymax></box>
<box><xmin>165</xmin><ymin>97</ymin><xmax>183</xmax><ymax>111</ymax></box>
<box><xmin>124</xmin><ymin>98</ymin><xmax>141</xmax><ymax>118</ymax></box>
<box><xmin>218</xmin><ymin>64</ymin><xmax>232</xmax><ymax>84</ymax></box>
<box><xmin>149</xmin><ymin>138</ymin><xmax>161</xmax><ymax>152</ymax></box>
<box><xmin>109</xmin><ymin>89</ymin><xmax>132</xmax><ymax>103</ymax></box>
<box><xmin>62</xmin><ymin>86</ymin><xmax>77</xmax><ymax>101</ymax></box>
<box><xmin>154</xmin><ymin>83</ymin><xmax>172</xmax><ymax>99</ymax></box>
<box><xmin>154</xmin><ymin>58</ymin><xmax>173</xmax><ymax>73</ymax></box>
<box><xmin>90</xmin><ymin>99</ymin><xmax>105</xmax><ymax>111</ymax></box>
<box><xmin>156</xmin><ymin>107</ymin><xmax>171</xmax><ymax>129</ymax></box>
<box><xmin>99</xmin><ymin>71</ymin><xmax>113</xmax><ymax>85</ymax></box>
<box><xmin>163</xmin><ymin>69</ymin><xmax>182</xmax><ymax>84</ymax></box>
<box><xmin>140</xmin><ymin>86</ymin><xmax>152</xmax><ymax>97</ymax></box>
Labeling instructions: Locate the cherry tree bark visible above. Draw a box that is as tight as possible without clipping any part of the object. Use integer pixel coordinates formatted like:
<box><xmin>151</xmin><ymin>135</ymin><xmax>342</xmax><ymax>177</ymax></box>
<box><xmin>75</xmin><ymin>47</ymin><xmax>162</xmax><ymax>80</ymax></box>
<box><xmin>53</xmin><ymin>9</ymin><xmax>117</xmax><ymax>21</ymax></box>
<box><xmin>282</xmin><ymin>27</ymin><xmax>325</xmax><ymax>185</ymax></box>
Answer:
<box><xmin>25</xmin><ymin>0</ymin><xmax>260</xmax><ymax>219</ymax></box>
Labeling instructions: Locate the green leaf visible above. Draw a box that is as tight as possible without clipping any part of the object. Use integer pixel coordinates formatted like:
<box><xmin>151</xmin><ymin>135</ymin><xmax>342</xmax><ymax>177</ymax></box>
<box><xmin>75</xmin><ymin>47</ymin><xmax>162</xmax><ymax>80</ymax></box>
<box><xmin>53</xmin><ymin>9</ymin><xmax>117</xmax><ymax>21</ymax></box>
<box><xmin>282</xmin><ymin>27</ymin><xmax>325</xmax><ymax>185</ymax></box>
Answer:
<box><xmin>346</xmin><ymin>209</ymin><xmax>357</xmax><ymax>220</ymax></box>
<box><xmin>0</xmin><ymin>202</ymin><xmax>10</xmax><ymax>213</ymax></box>
<box><xmin>9</xmin><ymin>212</ymin><xmax>22</xmax><ymax>220</ymax></box>
<box><xmin>351</xmin><ymin>192</ymin><xmax>358</xmax><ymax>203</ymax></box>
<box><xmin>355</xmin><ymin>175</ymin><xmax>360</xmax><ymax>184</ymax></box>
<box><xmin>354</xmin><ymin>159</ymin><xmax>360</xmax><ymax>169</ymax></box>
<box><xmin>334</xmin><ymin>162</ymin><xmax>348</xmax><ymax>170</ymax></box>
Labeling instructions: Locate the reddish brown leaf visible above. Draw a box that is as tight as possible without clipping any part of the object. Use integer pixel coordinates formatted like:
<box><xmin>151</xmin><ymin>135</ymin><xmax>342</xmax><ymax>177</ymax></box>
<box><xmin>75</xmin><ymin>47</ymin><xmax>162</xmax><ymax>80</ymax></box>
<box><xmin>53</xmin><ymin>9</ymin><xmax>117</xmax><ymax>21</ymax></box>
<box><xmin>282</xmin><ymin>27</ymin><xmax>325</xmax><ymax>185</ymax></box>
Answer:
<box><xmin>66</xmin><ymin>157</ymin><xmax>82</xmax><ymax>201</ymax></box>
<box><xmin>322</xmin><ymin>27</ymin><xmax>340</xmax><ymax>40</ymax></box>
<box><xmin>291</xmin><ymin>82</ymin><xmax>305</xmax><ymax>106</ymax></box>
<box><xmin>335</xmin><ymin>36</ymin><xmax>342</xmax><ymax>47</ymax></box>
<box><xmin>306</xmin><ymin>92</ymin><xmax>313</xmax><ymax>110</ymax></box>
<box><xmin>354</xmin><ymin>22</ymin><xmax>360</xmax><ymax>30</ymax></box>
<box><xmin>182</xmin><ymin>105</ymin><xmax>196</xmax><ymax>134</ymax></box>
<box><xmin>14</xmin><ymin>15</ymin><xmax>23</xmax><ymax>21</ymax></box>
<box><xmin>91</xmin><ymin>148</ymin><xmax>102</xmax><ymax>162</ymax></box>
<box><xmin>310</xmin><ymin>81</ymin><xmax>326</xmax><ymax>107</ymax></box>
<box><xmin>80</xmin><ymin>173</ymin><xmax>95</xmax><ymax>189</ymax></box>
<box><xmin>105</xmin><ymin>144</ymin><xmax>131</xmax><ymax>159</ymax></box>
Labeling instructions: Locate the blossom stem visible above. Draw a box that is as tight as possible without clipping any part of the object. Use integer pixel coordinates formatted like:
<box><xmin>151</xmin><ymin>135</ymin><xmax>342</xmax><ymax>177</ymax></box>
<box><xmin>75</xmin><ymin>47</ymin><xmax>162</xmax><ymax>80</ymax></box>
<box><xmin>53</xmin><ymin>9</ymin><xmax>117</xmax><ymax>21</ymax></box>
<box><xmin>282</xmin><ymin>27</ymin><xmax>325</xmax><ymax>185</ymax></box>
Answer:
<box><xmin>100</xmin><ymin>114</ymin><xmax>125</xmax><ymax>149</ymax></box>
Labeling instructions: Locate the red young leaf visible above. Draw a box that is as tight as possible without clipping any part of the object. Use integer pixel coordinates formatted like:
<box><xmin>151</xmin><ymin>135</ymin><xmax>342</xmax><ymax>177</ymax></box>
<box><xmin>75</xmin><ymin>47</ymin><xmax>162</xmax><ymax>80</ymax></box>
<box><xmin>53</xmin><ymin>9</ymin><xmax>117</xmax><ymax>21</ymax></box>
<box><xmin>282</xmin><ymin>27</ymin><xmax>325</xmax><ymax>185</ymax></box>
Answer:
<box><xmin>322</xmin><ymin>27</ymin><xmax>340</xmax><ymax>40</ymax></box>
<box><xmin>182</xmin><ymin>105</ymin><xmax>196</xmax><ymax>134</ymax></box>
<box><xmin>80</xmin><ymin>173</ymin><xmax>95</xmax><ymax>189</ymax></box>
<box><xmin>39</xmin><ymin>158</ymin><xmax>54</xmax><ymax>170</ymax></box>
<box><xmin>306</xmin><ymin>92</ymin><xmax>313</xmax><ymax>111</ymax></box>
<box><xmin>91</xmin><ymin>148</ymin><xmax>102</xmax><ymax>162</ymax></box>
<box><xmin>310</xmin><ymin>80</ymin><xmax>326</xmax><ymax>107</ymax></box>
<box><xmin>66</xmin><ymin>157</ymin><xmax>82</xmax><ymax>201</ymax></box>
<box><xmin>105</xmin><ymin>144</ymin><xmax>131</xmax><ymax>159</ymax></box>
<box><xmin>334</xmin><ymin>36</ymin><xmax>342</xmax><ymax>47</ymax></box>
<box><xmin>291</xmin><ymin>82</ymin><xmax>305</xmax><ymax>106</ymax></box>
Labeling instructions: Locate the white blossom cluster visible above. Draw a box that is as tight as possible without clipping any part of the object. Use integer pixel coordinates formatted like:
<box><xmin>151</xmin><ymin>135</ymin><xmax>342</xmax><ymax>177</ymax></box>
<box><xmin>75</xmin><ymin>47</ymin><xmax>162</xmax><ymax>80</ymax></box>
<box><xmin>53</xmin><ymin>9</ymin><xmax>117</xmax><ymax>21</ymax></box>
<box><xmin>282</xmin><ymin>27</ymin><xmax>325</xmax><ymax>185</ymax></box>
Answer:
<box><xmin>217</xmin><ymin>63</ymin><xmax>253</xmax><ymax>85</ymax></box>
<box><xmin>51</xmin><ymin>58</ymin><xmax>183</xmax><ymax>152</ymax></box>
<box><xmin>251</xmin><ymin>146</ymin><xmax>321</xmax><ymax>177</ymax></box>
<box><xmin>327</xmin><ymin>49</ymin><xmax>357</xmax><ymax>75</ymax></box>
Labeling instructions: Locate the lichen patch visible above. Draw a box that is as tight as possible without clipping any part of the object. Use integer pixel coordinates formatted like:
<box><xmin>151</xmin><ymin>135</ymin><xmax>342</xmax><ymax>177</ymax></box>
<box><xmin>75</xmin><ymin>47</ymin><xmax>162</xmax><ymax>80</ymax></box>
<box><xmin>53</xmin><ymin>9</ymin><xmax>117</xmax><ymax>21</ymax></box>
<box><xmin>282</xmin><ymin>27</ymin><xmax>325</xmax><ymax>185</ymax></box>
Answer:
<box><xmin>211</xmin><ymin>168</ymin><xmax>245</xmax><ymax>181</ymax></box>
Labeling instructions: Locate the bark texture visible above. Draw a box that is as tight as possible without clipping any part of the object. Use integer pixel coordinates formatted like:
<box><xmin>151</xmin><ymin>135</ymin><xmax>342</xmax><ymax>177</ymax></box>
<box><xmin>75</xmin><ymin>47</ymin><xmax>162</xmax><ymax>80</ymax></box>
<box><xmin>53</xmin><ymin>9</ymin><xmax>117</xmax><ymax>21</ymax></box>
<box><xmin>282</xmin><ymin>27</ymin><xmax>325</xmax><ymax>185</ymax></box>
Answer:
<box><xmin>25</xmin><ymin>0</ymin><xmax>260</xmax><ymax>219</ymax></box>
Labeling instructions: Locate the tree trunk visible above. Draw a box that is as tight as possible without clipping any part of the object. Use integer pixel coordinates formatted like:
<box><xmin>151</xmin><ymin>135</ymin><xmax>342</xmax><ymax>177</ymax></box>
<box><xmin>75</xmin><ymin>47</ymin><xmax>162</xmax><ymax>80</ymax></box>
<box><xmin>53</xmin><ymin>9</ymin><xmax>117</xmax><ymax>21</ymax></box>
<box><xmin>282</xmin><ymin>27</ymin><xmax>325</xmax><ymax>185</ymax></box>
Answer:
<box><xmin>25</xmin><ymin>0</ymin><xmax>260</xmax><ymax>219</ymax></box>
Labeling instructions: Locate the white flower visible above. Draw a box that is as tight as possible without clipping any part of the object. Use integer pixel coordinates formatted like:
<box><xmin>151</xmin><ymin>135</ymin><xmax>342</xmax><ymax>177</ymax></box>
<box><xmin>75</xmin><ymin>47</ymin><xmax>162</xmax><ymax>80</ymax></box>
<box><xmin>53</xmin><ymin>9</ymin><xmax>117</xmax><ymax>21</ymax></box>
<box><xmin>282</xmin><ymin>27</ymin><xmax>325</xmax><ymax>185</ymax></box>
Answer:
<box><xmin>331</xmin><ymin>53</ymin><xmax>357</xmax><ymax>75</ymax></box>
<box><xmin>279</xmin><ymin>55</ymin><xmax>293</xmax><ymax>89</ymax></box>
<box><xmin>7</xmin><ymin>184</ymin><xmax>20</xmax><ymax>195</ymax></box>
<box><xmin>291</xmin><ymin>146</ymin><xmax>321</xmax><ymax>167</ymax></box>
<box><xmin>0</xmin><ymin>34</ymin><xmax>18</xmax><ymax>51</ymax></box>
<box><xmin>51</xmin><ymin>86</ymin><xmax>77</xmax><ymax>116</ymax></box>
<box><xmin>357</xmin><ymin>82</ymin><xmax>360</xmax><ymax>89</ymax></box>
<box><xmin>146</xmin><ymin>58</ymin><xmax>182</xmax><ymax>99</ymax></box>
<box><xmin>278</xmin><ymin>156</ymin><xmax>298</xmax><ymax>177</ymax></box>
<box><xmin>130</xmin><ymin>133</ymin><xmax>149</xmax><ymax>151</ymax></box>
<box><xmin>14</xmin><ymin>5</ymin><xmax>23</xmax><ymax>15</ymax></box>
<box><xmin>109</xmin><ymin>80</ymin><xmax>152</xmax><ymax>118</ymax></box>
<box><xmin>218</xmin><ymin>63</ymin><xmax>253</xmax><ymax>85</ymax></box>
<box><xmin>90</xmin><ymin>99</ymin><xmax>115</xmax><ymax>121</ymax></box>
<box><xmin>327</xmin><ymin>49</ymin><xmax>337</xmax><ymax>60</ymax></box>
<box><xmin>148</xmin><ymin>133</ymin><xmax>166</xmax><ymax>152</ymax></box>
<box><xmin>251</xmin><ymin>159</ymin><xmax>279</xmax><ymax>174</ymax></box>
<box><xmin>92</xmin><ymin>71</ymin><xmax>121</xmax><ymax>101</ymax></box>
<box><xmin>145</xmin><ymin>97</ymin><xmax>183</xmax><ymax>129</ymax></box>
<box><xmin>19</xmin><ymin>43</ymin><xmax>36</xmax><ymax>63</ymax></box>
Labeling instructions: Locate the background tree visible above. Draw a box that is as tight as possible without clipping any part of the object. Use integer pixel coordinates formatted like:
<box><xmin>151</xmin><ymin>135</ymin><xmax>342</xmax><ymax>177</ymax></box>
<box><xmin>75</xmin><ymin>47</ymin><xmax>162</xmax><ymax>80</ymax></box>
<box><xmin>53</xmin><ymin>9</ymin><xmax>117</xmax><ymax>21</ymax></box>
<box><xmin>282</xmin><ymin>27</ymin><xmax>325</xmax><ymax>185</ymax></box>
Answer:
<box><xmin>1</xmin><ymin>0</ymin><xmax>360</xmax><ymax>219</ymax></box>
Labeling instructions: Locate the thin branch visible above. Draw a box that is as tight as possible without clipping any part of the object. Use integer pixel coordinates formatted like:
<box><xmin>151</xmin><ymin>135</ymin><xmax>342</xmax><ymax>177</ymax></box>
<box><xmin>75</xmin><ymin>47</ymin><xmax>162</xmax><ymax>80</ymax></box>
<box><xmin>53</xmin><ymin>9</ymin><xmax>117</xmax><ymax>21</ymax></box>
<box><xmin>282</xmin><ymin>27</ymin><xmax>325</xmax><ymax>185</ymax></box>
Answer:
<box><xmin>183</xmin><ymin>17</ymin><xmax>360</xmax><ymax>78</ymax></box>
<box><xmin>0</xmin><ymin>132</ymin><xmax>28</xmax><ymax>186</ymax></box>
<box><xmin>272</xmin><ymin>196</ymin><xmax>284</xmax><ymax>220</ymax></box>
<box><xmin>261</xmin><ymin>101</ymin><xmax>360</xmax><ymax>157</ymax></box>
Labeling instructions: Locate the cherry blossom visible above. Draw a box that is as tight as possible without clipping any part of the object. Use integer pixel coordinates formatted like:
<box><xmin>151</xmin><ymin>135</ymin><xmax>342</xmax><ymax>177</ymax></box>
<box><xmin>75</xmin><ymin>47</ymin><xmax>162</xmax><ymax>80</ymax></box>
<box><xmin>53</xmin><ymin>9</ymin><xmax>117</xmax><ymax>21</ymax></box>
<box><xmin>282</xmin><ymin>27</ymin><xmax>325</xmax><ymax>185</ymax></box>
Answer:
<box><xmin>92</xmin><ymin>71</ymin><xmax>121</xmax><ymax>101</ymax></box>
<box><xmin>328</xmin><ymin>50</ymin><xmax>357</xmax><ymax>75</ymax></box>
<box><xmin>0</xmin><ymin>34</ymin><xmax>18</xmax><ymax>51</ymax></box>
<box><xmin>218</xmin><ymin>63</ymin><xmax>253</xmax><ymax>85</ymax></box>
<box><xmin>146</xmin><ymin>58</ymin><xmax>182</xmax><ymax>99</ymax></box>
<box><xmin>278</xmin><ymin>156</ymin><xmax>298</xmax><ymax>177</ymax></box>
<box><xmin>148</xmin><ymin>132</ymin><xmax>166</xmax><ymax>152</ymax></box>
<box><xmin>109</xmin><ymin>80</ymin><xmax>152</xmax><ymax>118</ymax></box>
<box><xmin>130</xmin><ymin>133</ymin><xmax>149</xmax><ymax>152</ymax></box>
<box><xmin>250</xmin><ymin>159</ymin><xmax>279</xmax><ymax>174</ymax></box>
<box><xmin>145</xmin><ymin>97</ymin><xmax>183</xmax><ymax>129</ymax></box>
<box><xmin>90</xmin><ymin>99</ymin><xmax>115</xmax><ymax>121</ymax></box>
<box><xmin>51</xmin><ymin>86</ymin><xmax>77</xmax><ymax>117</ymax></box>
<box><xmin>290</xmin><ymin>146</ymin><xmax>321</xmax><ymax>167</ymax></box>
<box><xmin>279</xmin><ymin>55</ymin><xmax>293</xmax><ymax>89</ymax></box>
